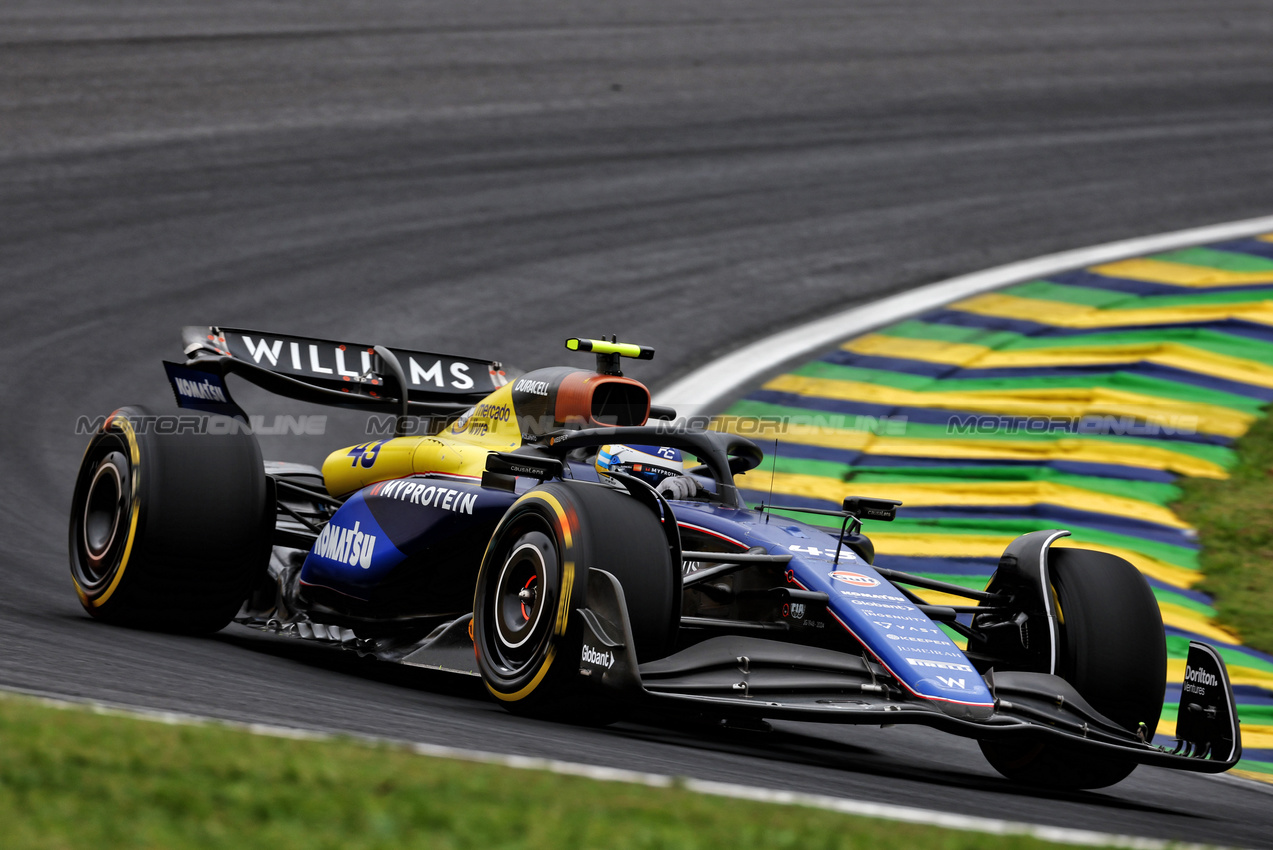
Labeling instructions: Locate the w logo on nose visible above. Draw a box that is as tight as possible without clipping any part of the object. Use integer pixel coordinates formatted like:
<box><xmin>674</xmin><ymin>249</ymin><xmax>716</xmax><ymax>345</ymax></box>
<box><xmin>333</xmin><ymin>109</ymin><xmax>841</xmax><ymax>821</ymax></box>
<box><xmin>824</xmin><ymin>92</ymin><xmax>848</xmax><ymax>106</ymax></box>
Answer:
<box><xmin>937</xmin><ymin>676</ymin><xmax>966</xmax><ymax>689</ymax></box>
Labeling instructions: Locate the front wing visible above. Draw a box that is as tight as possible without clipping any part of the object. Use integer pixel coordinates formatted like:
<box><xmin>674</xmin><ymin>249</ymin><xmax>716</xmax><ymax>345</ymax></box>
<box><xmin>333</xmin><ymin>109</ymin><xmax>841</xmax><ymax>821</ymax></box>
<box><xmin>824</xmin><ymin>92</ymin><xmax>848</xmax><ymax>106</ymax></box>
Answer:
<box><xmin>240</xmin><ymin>563</ymin><xmax>1240</xmax><ymax>775</ymax></box>
<box><xmin>573</xmin><ymin>568</ymin><xmax>1242</xmax><ymax>774</ymax></box>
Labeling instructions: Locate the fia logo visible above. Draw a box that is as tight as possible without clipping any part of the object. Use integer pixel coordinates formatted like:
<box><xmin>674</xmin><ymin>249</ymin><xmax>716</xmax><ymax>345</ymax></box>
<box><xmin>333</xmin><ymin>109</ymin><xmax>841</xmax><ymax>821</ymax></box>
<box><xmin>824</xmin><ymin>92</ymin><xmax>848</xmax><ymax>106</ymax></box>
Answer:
<box><xmin>782</xmin><ymin>602</ymin><xmax>807</xmax><ymax>620</ymax></box>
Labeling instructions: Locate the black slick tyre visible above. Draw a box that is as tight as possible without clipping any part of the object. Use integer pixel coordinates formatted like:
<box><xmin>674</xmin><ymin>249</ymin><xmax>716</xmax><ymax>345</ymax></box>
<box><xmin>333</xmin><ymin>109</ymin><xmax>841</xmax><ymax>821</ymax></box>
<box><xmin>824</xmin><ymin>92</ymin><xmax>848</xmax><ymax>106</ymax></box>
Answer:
<box><xmin>979</xmin><ymin>547</ymin><xmax>1167</xmax><ymax>789</ymax></box>
<box><xmin>68</xmin><ymin>406</ymin><xmax>274</xmax><ymax>633</ymax></box>
<box><xmin>472</xmin><ymin>481</ymin><xmax>678</xmax><ymax>719</ymax></box>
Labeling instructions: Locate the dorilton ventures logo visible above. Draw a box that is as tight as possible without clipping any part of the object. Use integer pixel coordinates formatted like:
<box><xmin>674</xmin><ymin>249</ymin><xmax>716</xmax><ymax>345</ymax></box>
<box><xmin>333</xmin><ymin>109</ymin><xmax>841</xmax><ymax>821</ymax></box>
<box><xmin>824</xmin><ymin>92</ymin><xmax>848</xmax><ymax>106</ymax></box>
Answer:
<box><xmin>1185</xmin><ymin>665</ymin><xmax>1218</xmax><ymax>687</ymax></box>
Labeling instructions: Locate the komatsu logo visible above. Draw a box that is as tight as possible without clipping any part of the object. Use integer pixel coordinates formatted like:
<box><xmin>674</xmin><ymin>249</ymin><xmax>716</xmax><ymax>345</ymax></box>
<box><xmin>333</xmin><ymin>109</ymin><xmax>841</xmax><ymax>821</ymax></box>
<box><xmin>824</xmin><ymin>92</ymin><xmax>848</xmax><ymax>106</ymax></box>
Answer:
<box><xmin>173</xmin><ymin>376</ymin><xmax>227</xmax><ymax>402</ymax></box>
<box><xmin>314</xmin><ymin>520</ymin><xmax>376</xmax><ymax>570</ymax></box>
<box><xmin>581</xmin><ymin>645</ymin><xmax>614</xmax><ymax>669</ymax></box>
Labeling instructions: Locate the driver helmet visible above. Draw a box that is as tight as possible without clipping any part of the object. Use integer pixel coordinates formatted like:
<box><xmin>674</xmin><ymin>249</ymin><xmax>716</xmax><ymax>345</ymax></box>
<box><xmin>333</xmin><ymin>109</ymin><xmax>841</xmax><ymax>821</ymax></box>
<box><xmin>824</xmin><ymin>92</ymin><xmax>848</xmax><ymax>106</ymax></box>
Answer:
<box><xmin>595</xmin><ymin>444</ymin><xmax>684</xmax><ymax>487</ymax></box>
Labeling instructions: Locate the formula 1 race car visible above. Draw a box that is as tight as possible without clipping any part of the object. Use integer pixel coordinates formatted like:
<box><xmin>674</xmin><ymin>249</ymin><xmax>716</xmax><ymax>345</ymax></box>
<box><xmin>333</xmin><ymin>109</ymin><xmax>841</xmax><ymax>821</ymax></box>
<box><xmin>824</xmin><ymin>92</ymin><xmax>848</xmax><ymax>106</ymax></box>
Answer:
<box><xmin>68</xmin><ymin>328</ymin><xmax>1242</xmax><ymax>790</ymax></box>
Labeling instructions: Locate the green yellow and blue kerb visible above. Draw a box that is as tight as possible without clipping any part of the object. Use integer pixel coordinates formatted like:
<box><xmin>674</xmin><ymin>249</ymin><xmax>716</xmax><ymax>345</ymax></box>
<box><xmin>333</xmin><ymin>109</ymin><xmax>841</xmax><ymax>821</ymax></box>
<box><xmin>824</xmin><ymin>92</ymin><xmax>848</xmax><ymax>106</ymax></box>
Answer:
<box><xmin>719</xmin><ymin>234</ymin><xmax>1273</xmax><ymax>784</ymax></box>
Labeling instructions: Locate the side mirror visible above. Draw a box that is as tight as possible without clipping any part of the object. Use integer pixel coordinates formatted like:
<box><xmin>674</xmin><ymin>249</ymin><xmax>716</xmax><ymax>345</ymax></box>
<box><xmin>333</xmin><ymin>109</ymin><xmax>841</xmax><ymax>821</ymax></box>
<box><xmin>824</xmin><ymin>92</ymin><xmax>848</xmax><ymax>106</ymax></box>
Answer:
<box><xmin>485</xmin><ymin>452</ymin><xmax>564</xmax><ymax>480</ymax></box>
<box><xmin>842</xmin><ymin>496</ymin><xmax>901</xmax><ymax>522</ymax></box>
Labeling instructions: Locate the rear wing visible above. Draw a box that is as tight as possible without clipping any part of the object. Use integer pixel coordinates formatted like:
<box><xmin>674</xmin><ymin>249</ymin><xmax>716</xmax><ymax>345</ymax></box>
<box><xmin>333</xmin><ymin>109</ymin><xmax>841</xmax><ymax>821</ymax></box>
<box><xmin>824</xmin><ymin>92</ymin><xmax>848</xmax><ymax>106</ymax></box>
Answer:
<box><xmin>169</xmin><ymin>326</ymin><xmax>508</xmax><ymax>421</ymax></box>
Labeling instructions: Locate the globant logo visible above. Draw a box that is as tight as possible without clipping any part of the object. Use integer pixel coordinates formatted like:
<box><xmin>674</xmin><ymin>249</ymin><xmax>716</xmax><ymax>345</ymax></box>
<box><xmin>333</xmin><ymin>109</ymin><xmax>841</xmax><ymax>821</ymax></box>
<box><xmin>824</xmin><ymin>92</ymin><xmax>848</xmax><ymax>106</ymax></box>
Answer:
<box><xmin>581</xmin><ymin>644</ymin><xmax>615</xmax><ymax>670</ymax></box>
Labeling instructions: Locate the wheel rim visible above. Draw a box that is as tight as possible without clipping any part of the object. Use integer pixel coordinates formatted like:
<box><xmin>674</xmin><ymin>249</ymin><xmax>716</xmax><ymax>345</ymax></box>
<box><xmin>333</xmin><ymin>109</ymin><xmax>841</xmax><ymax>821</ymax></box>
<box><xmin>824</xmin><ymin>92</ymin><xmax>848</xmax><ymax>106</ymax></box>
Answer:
<box><xmin>495</xmin><ymin>543</ymin><xmax>545</xmax><ymax>649</ymax></box>
<box><xmin>485</xmin><ymin>521</ymin><xmax>557</xmax><ymax>677</ymax></box>
<box><xmin>81</xmin><ymin>452</ymin><xmax>129</xmax><ymax>581</ymax></box>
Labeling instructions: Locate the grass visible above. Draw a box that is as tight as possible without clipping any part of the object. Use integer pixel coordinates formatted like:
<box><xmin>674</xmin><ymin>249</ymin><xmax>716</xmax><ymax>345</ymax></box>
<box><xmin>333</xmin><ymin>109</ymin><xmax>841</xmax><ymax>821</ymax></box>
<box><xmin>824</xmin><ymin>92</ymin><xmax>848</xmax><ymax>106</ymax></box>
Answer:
<box><xmin>1175</xmin><ymin>409</ymin><xmax>1273</xmax><ymax>656</ymax></box>
<box><xmin>0</xmin><ymin>694</ymin><xmax>1108</xmax><ymax>850</ymax></box>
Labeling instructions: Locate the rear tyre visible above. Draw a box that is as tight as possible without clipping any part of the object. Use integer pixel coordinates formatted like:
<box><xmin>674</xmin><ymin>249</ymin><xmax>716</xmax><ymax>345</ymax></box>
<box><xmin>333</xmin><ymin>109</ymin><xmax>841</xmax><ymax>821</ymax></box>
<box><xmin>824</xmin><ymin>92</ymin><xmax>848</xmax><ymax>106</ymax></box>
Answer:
<box><xmin>68</xmin><ymin>406</ymin><xmax>273</xmax><ymax>633</ymax></box>
<box><xmin>979</xmin><ymin>548</ymin><xmax>1166</xmax><ymax>789</ymax></box>
<box><xmin>473</xmin><ymin>482</ymin><xmax>678</xmax><ymax>720</ymax></box>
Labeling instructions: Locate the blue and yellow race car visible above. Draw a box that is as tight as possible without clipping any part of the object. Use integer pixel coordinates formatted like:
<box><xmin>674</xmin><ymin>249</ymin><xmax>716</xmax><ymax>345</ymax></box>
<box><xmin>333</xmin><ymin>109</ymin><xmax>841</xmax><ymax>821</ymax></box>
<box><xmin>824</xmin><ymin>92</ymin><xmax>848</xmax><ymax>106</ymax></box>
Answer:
<box><xmin>69</xmin><ymin>329</ymin><xmax>1241</xmax><ymax>790</ymax></box>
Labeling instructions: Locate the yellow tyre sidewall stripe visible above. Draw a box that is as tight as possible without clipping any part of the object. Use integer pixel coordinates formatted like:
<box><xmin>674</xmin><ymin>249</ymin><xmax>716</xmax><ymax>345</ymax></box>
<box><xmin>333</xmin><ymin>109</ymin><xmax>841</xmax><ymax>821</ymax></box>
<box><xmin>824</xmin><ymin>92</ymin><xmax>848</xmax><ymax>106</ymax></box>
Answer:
<box><xmin>76</xmin><ymin>416</ymin><xmax>142</xmax><ymax>609</ymax></box>
<box><xmin>485</xmin><ymin>489</ymin><xmax>576</xmax><ymax>703</ymax></box>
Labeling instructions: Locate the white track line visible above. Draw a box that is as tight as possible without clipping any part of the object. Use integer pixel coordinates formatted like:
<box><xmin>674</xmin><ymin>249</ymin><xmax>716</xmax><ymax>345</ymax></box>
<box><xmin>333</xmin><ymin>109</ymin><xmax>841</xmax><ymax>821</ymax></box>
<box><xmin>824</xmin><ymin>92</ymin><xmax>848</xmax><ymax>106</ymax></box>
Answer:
<box><xmin>0</xmin><ymin>686</ymin><xmax>1233</xmax><ymax>850</ymax></box>
<box><xmin>654</xmin><ymin>214</ymin><xmax>1273</xmax><ymax>417</ymax></box>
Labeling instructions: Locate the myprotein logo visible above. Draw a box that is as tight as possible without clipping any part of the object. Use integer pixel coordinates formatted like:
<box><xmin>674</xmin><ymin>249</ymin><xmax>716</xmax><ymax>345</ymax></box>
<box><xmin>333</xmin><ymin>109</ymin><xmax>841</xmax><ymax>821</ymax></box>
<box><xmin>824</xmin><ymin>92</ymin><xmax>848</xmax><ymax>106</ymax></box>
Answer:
<box><xmin>829</xmin><ymin>571</ymin><xmax>879</xmax><ymax>588</ymax></box>
<box><xmin>370</xmin><ymin>480</ymin><xmax>479</xmax><ymax>515</ymax></box>
<box><xmin>581</xmin><ymin>644</ymin><xmax>614</xmax><ymax>670</ymax></box>
<box><xmin>314</xmin><ymin>520</ymin><xmax>377</xmax><ymax>570</ymax></box>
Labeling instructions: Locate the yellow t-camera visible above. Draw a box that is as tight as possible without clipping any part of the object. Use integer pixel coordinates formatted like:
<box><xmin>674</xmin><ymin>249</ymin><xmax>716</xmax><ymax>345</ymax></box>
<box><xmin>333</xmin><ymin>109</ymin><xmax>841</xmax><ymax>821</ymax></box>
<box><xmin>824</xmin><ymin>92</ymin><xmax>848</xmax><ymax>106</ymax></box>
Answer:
<box><xmin>565</xmin><ymin>337</ymin><xmax>655</xmax><ymax>375</ymax></box>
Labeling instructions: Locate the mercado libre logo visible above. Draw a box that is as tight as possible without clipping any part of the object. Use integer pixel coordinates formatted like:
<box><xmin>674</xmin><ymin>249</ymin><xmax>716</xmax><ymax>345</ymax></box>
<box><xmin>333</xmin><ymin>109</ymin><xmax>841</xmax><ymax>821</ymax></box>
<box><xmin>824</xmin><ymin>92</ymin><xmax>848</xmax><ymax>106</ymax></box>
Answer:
<box><xmin>829</xmin><ymin>571</ymin><xmax>880</xmax><ymax>588</ymax></box>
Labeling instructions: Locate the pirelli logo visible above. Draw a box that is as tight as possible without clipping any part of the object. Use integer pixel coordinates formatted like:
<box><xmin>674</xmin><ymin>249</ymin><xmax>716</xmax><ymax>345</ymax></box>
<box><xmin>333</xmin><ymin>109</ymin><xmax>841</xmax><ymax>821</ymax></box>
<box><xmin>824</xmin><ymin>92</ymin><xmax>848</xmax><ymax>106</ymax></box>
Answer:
<box><xmin>905</xmin><ymin>658</ymin><xmax>973</xmax><ymax>672</ymax></box>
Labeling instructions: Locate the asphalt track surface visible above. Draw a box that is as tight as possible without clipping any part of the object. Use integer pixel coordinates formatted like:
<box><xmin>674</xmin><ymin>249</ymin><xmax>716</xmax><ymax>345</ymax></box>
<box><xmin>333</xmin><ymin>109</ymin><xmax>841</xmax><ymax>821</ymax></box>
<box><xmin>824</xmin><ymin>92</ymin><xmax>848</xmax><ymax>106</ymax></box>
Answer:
<box><xmin>4</xmin><ymin>1</ymin><xmax>1273</xmax><ymax>845</ymax></box>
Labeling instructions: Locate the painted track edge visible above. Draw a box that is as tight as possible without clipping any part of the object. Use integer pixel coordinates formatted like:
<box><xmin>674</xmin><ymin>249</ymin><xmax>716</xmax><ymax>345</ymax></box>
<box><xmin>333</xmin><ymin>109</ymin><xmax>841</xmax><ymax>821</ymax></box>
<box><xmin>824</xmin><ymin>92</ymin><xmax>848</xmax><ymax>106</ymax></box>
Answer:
<box><xmin>654</xmin><ymin>213</ymin><xmax>1273</xmax><ymax>417</ymax></box>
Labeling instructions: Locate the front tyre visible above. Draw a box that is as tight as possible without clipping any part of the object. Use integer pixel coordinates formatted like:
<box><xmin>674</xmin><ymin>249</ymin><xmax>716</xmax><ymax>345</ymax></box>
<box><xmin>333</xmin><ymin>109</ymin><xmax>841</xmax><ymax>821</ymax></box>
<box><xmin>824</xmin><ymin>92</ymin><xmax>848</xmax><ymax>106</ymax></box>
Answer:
<box><xmin>473</xmin><ymin>482</ymin><xmax>678</xmax><ymax>717</ymax></box>
<box><xmin>69</xmin><ymin>406</ymin><xmax>273</xmax><ymax>633</ymax></box>
<box><xmin>980</xmin><ymin>547</ymin><xmax>1167</xmax><ymax>789</ymax></box>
